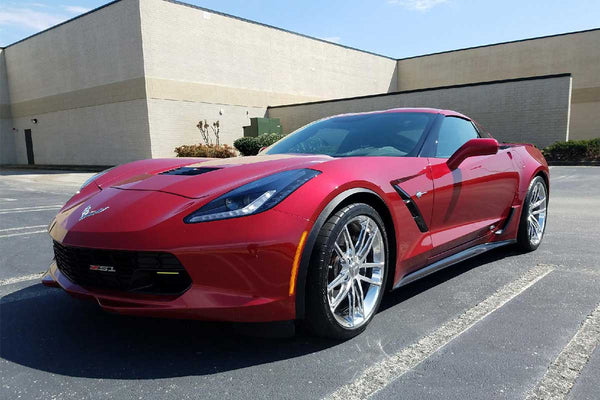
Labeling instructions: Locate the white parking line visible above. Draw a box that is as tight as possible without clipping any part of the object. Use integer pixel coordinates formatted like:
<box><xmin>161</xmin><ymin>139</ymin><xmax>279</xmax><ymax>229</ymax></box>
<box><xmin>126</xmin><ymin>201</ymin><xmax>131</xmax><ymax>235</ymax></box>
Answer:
<box><xmin>0</xmin><ymin>273</ymin><xmax>44</xmax><ymax>286</ymax></box>
<box><xmin>525</xmin><ymin>302</ymin><xmax>600</xmax><ymax>400</ymax></box>
<box><xmin>0</xmin><ymin>205</ymin><xmax>62</xmax><ymax>215</ymax></box>
<box><xmin>0</xmin><ymin>230</ymin><xmax>47</xmax><ymax>239</ymax></box>
<box><xmin>0</xmin><ymin>205</ymin><xmax>62</xmax><ymax>211</ymax></box>
<box><xmin>325</xmin><ymin>264</ymin><xmax>555</xmax><ymax>400</ymax></box>
<box><xmin>0</xmin><ymin>225</ymin><xmax>47</xmax><ymax>232</ymax></box>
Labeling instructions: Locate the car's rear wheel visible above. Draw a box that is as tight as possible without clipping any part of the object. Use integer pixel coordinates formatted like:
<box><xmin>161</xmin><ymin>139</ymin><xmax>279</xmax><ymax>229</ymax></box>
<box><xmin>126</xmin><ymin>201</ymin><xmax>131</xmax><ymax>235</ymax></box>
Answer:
<box><xmin>517</xmin><ymin>176</ymin><xmax>548</xmax><ymax>252</ymax></box>
<box><xmin>305</xmin><ymin>203</ymin><xmax>388</xmax><ymax>340</ymax></box>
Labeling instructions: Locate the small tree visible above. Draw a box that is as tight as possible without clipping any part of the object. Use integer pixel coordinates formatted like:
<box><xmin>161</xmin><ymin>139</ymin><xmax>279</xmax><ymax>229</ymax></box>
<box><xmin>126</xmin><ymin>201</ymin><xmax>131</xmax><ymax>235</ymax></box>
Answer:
<box><xmin>196</xmin><ymin>119</ymin><xmax>221</xmax><ymax>146</ymax></box>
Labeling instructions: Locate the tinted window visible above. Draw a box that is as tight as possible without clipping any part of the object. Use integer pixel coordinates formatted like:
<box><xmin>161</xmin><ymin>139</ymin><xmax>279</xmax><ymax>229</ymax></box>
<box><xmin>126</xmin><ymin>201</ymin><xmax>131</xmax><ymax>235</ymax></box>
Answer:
<box><xmin>435</xmin><ymin>117</ymin><xmax>479</xmax><ymax>158</ymax></box>
<box><xmin>266</xmin><ymin>112</ymin><xmax>435</xmax><ymax>157</ymax></box>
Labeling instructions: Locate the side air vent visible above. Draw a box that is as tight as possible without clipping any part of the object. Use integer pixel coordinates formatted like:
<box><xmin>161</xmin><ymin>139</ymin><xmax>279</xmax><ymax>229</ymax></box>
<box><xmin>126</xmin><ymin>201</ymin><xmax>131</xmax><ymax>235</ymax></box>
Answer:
<box><xmin>393</xmin><ymin>185</ymin><xmax>429</xmax><ymax>233</ymax></box>
<box><xmin>160</xmin><ymin>167</ymin><xmax>220</xmax><ymax>176</ymax></box>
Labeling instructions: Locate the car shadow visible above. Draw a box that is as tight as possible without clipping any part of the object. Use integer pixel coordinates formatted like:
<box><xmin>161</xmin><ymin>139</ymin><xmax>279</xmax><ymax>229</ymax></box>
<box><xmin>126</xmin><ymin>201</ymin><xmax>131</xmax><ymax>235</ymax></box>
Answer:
<box><xmin>0</xmin><ymin>247</ymin><xmax>520</xmax><ymax>379</ymax></box>
<box><xmin>379</xmin><ymin>245</ymin><xmax>521</xmax><ymax>312</ymax></box>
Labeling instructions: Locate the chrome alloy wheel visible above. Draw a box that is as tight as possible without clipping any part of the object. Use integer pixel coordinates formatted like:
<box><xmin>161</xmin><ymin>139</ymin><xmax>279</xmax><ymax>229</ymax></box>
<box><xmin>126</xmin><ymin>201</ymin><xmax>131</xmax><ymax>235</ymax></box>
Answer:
<box><xmin>326</xmin><ymin>215</ymin><xmax>385</xmax><ymax>329</ymax></box>
<box><xmin>527</xmin><ymin>180</ymin><xmax>547</xmax><ymax>246</ymax></box>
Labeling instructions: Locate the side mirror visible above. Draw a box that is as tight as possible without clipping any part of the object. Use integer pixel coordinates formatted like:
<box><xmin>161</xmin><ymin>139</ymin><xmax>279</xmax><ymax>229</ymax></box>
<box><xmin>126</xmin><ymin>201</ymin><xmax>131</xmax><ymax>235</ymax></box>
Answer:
<box><xmin>446</xmin><ymin>138</ymin><xmax>499</xmax><ymax>170</ymax></box>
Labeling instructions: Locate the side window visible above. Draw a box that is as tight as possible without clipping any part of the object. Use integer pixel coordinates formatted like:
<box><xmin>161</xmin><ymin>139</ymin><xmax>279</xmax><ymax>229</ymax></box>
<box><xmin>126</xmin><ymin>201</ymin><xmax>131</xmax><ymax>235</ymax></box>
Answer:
<box><xmin>435</xmin><ymin>117</ymin><xmax>479</xmax><ymax>158</ymax></box>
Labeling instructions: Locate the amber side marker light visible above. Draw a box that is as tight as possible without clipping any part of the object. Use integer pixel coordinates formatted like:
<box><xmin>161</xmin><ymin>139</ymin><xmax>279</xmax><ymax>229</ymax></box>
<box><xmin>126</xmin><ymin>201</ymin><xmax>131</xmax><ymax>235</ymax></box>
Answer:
<box><xmin>289</xmin><ymin>231</ymin><xmax>308</xmax><ymax>296</ymax></box>
<box><xmin>156</xmin><ymin>271</ymin><xmax>180</xmax><ymax>275</ymax></box>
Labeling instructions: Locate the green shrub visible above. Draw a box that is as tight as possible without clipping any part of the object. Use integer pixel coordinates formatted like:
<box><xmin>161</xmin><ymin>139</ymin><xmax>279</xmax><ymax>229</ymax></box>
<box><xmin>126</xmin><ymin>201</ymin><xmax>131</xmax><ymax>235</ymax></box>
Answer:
<box><xmin>174</xmin><ymin>144</ymin><xmax>236</xmax><ymax>158</ymax></box>
<box><xmin>542</xmin><ymin>138</ymin><xmax>600</xmax><ymax>161</ymax></box>
<box><xmin>233</xmin><ymin>137</ymin><xmax>258</xmax><ymax>157</ymax></box>
<box><xmin>234</xmin><ymin>133</ymin><xmax>285</xmax><ymax>156</ymax></box>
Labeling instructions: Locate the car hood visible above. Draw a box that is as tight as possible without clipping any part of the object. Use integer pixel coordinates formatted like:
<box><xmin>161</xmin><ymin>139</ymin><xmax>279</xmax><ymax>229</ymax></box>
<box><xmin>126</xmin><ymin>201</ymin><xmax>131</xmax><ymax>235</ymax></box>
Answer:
<box><xmin>110</xmin><ymin>154</ymin><xmax>332</xmax><ymax>199</ymax></box>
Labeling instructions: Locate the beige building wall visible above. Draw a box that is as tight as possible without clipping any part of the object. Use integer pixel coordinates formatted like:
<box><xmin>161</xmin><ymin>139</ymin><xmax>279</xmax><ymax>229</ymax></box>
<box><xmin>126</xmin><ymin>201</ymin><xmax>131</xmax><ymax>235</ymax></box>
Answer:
<box><xmin>1</xmin><ymin>0</ymin><xmax>152</xmax><ymax>165</ymax></box>
<box><xmin>0</xmin><ymin>0</ymin><xmax>596</xmax><ymax>165</ymax></box>
<box><xmin>138</xmin><ymin>0</ymin><xmax>398</xmax><ymax>157</ymax></box>
<box><xmin>396</xmin><ymin>29</ymin><xmax>600</xmax><ymax>140</ymax></box>
<box><xmin>0</xmin><ymin>49</ymin><xmax>16</xmax><ymax>164</ymax></box>
<box><xmin>268</xmin><ymin>75</ymin><xmax>572</xmax><ymax>149</ymax></box>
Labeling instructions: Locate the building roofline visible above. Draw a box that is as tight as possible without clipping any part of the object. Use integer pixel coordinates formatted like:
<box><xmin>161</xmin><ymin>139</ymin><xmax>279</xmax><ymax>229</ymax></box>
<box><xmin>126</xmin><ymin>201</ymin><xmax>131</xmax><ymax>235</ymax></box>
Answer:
<box><xmin>2</xmin><ymin>0</ymin><xmax>597</xmax><ymax>64</ymax></box>
<box><xmin>396</xmin><ymin>27</ymin><xmax>600</xmax><ymax>61</ymax></box>
<box><xmin>267</xmin><ymin>73</ymin><xmax>572</xmax><ymax>109</ymax></box>
<box><xmin>161</xmin><ymin>0</ymin><xmax>396</xmax><ymax>60</ymax></box>
<box><xmin>3</xmin><ymin>0</ymin><xmax>122</xmax><ymax>48</ymax></box>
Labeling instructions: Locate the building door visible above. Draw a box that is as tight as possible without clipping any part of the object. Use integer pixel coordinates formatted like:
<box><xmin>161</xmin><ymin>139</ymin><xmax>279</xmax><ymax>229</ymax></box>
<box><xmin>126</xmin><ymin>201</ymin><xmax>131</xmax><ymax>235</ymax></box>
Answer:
<box><xmin>24</xmin><ymin>129</ymin><xmax>35</xmax><ymax>165</ymax></box>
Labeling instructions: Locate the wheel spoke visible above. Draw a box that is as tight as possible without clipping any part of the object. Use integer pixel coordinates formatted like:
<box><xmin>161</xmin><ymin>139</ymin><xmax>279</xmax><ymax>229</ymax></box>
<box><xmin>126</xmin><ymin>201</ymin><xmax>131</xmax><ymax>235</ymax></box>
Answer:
<box><xmin>354</xmin><ymin>220</ymin><xmax>369</xmax><ymax>256</ymax></box>
<box><xmin>334</xmin><ymin>242</ymin><xmax>347</xmax><ymax>262</ymax></box>
<box><xmin>530</xmin><ymin>197</ymin><xmax>546</xmax><ymax>210</ymax></box>
<box><xmin>529</xmin><ymin>215</ymin><xmax>541</xmax><ymax>236</ymax></box>
<box><xmin>347</xmin><ymin>286</ymin><xmax>355</xmax><ymax>326</ymax></box>
<box><xmin>531</xmin><ymin>208</ymin><xmax>545</xmax><ymax>215</ymax></box>
<box><xmin>329</xmin><ymin>282</ymin><xmax>350</xmax><ymax>312</ymax></box>
<box><xmin>342</xmin><ymin>226</ymin><xmax>355</xmax><ymax>255</ymax></box>
<box><xmin>531</xmin><ymin>185</ymin><xmax>539</xmax><ymax>203</ymax></box>
<box><xmin>327</xmin><ymin>271</ymin><xmax>348</xmax><ymax>292</ymax></box>
<box><xmin>358</xmin><ymin>274</ymin><xmax>382</xmax><ymax>286</ymax></box>
<box><xmin>361</xmin><ymin>261</ymin><xmax>385</xmax><ymax>269</ymax></box>
<box><xmin>357</xmin><ymin>230</ymin><xmax>377</xmax><ymax>261</ymax></box>
<box><xmin>355</xmin><ymin>280</ymin><xmax>365</xmax><ymax>317</ymax></box>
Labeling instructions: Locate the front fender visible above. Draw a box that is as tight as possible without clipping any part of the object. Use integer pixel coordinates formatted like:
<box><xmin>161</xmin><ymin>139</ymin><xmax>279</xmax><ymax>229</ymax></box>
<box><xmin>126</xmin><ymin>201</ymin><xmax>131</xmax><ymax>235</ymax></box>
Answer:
<box><xmin>289</xmin><ymin>187</ymin><xmax>387</xmax><ymax>319</ymax></box>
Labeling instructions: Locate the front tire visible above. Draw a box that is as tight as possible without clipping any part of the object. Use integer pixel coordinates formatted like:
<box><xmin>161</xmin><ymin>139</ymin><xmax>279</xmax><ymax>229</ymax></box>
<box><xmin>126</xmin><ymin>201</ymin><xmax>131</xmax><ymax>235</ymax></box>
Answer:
<box><xmin>516</xmin><ymin>176</ymin><xmax>548</xmax><ymax>252</ymax></box>
<box><xmin>305</xmin><ymin>203</ymin><xmax>388</xmax><ymax>340</ymax></box>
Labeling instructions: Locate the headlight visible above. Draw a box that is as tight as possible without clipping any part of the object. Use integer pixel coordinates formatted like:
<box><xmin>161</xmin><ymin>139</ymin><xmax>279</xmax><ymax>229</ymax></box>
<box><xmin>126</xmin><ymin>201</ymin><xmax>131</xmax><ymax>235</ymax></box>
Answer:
<box><xmin>78</xmin><ymin>167</ymin><xmax>115</xmax><ymax>192</ymax></box>
<box><xmin>184</xmin><ymin>169</ymin><xmax>321</xmax><ymax>223</ymax></box>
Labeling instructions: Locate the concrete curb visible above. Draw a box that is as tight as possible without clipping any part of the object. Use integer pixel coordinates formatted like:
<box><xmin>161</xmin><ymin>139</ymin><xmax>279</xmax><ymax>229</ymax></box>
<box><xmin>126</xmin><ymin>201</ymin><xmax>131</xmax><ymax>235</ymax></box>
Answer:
<box><xmin>547</xmin><ymin>161</ymin><xmax>600</xmax><ymax>166</ymax></box>
<box><xmin>0</xmin><ymin>164</ymin><xmax>112</xmax><ymax>173</ymax></box>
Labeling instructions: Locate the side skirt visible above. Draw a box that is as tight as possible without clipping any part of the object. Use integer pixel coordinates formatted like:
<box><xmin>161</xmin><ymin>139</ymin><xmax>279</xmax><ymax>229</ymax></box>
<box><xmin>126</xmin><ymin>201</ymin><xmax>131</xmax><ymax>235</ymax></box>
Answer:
<box><xmin>393</xmin><ymin>239</ymin><xmax>516</xmax><ymax>289</ymax></box>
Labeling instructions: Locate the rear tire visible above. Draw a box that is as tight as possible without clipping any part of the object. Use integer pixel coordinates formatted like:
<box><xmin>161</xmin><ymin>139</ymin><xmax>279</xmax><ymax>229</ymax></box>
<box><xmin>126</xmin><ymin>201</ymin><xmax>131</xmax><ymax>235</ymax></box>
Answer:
<box><xmin>305</xmin><ymin>203</ymin><xmax>388</xmax><ymax>340</ymax></box>
<box><xmin>516</xmin><ymin>176</ymin><xmax>548</xmax><ymax>252</ymax></box>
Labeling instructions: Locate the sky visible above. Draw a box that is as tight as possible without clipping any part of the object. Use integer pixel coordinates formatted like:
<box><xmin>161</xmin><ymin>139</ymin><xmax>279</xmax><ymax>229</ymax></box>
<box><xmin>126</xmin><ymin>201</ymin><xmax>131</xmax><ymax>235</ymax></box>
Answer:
<box><xmin>1</xmin><ymin>0</ymin><xmax>599</xmax><ymax>58</ymax></box>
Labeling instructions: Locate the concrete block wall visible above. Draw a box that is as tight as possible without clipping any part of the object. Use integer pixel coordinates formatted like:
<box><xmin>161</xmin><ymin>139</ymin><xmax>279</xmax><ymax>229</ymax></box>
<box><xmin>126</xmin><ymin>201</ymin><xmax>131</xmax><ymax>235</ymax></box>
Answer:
<box><xmin>1</xmin><ymin>0</ymin><xmax>150</xmax><ymax>165</ymax></box>
<box><xmin>0</xmin><ymin>49</ymin><xmax>15</xmax><ymax>164</ymax></box>
<box><xmin>10</xmin><ymin>101</ymin><xmax>152</xmax><ymax>165</ymax></box>
<box><xmin>139</xmin><ymin>0</ymin><xmax>399</xmax><ymax>157</ymax></box>
<box><xmin>0</xmin><ymin>0</ymin><xmax>594</xmax><ymax>165</ymax></box>
<box><xmin>140</xmin><ymin>0</ymin><xmax>398</xmax><ymax>103</ymax></box>
<box><xmin>396</xmin><ymin>29</ymin><xmax>600</xmax><ymax>141</ymax></box>
<box><xmin>268</xmin><ymin>75</ymin><xmax>573</xmax><ymax>149</ymax></box>
<box><xmin>146</xmin><ymin>100</ymin><xmax>267</xmax><ymax>158</ymax></box>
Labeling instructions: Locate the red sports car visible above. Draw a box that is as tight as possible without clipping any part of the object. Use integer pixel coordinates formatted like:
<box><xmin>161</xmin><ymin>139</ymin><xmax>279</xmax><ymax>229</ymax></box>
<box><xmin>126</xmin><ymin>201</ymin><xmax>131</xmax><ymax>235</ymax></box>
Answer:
<box><xmin>43</xmin><ymin>108</ymin><xmax>549</xmax><ymax>339</ymax></box>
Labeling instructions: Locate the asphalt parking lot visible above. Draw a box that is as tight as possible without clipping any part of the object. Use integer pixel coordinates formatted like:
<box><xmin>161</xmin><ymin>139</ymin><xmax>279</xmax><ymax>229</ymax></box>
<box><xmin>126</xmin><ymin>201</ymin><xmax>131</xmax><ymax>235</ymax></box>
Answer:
<box><xmin>1</xmin><ymin>166</ymin><xmax>599</xmax><ymax>400</ymax></box>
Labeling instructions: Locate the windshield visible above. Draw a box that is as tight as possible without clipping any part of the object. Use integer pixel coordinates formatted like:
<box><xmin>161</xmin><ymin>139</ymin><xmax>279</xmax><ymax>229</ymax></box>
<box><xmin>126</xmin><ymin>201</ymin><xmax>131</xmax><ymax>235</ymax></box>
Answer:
<box><xmin>266</xmin><ymin>112</ymin><xmax>435</xmax><ymax>157</ymax></box>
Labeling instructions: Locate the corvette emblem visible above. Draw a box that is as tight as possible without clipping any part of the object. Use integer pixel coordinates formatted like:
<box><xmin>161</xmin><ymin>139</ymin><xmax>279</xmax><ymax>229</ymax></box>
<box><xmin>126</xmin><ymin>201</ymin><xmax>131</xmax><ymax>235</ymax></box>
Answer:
<box><xmin>89</xmin><ymin>265</ymin><xmax>116</xmax><ymax>272</ymax></box>
<box><xmin>79</xmin><ymin>205</ymin><xmax>109</xmax><ymax>221</ymax></box>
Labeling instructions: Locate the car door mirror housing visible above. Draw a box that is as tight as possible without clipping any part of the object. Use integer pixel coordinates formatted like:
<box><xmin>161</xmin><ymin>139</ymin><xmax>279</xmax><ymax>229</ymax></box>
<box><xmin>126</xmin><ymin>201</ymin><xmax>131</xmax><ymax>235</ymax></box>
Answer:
<box><xmin>446</xmin><ymin>138</ymin><xmax>499</xmax><ymax>170</ymax></box>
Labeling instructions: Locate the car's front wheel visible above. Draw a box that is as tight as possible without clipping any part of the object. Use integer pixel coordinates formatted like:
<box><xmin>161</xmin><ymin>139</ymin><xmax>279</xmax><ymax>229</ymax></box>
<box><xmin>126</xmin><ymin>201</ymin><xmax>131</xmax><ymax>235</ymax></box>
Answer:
<box><xmin>305</xmin><ymin>203</ymin><xmax>388</xmax><ymax>339</ymax></box>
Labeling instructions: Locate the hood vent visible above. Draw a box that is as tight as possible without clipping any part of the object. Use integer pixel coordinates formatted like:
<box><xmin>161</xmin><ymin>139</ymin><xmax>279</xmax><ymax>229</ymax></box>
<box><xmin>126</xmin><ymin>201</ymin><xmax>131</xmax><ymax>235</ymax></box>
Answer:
<box><xmin>160</xmin><ymin>167</ymin><xmax>221</xmax><ymax>176</ymax></box>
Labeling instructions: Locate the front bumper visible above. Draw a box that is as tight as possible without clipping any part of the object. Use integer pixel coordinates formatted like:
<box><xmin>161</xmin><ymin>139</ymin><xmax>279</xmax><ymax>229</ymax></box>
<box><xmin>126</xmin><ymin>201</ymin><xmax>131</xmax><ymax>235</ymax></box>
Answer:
<box><xmin>44</xmin><ymin>205</ymin><xmax>313</xmax><ymax>322</ymax></box>
<box><xmin>43</xmin><ymin>259</ymin><xmax>296</xmax><ymax>322</ymax></box>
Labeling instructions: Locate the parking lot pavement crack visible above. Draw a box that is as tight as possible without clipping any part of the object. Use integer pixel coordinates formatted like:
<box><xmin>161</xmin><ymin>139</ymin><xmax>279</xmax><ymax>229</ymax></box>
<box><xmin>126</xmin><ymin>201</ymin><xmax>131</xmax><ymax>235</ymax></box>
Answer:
<box><xmin>323</xmin><ymin>264</ymin><xmax>555</xmax><ymax>400</ymax></box>
<box><xmin>525</xmin><ymin>303</ymin><xmax>600</xmax><ymax>400</ymax></box>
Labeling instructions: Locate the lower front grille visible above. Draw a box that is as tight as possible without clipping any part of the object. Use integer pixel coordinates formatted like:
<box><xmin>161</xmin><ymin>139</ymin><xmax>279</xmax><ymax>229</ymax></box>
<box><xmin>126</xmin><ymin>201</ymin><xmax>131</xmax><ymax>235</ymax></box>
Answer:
<box><xmin>53</xmin><ymin>241</ymin><xmax>191</xmax><ymax>295</ymax></box>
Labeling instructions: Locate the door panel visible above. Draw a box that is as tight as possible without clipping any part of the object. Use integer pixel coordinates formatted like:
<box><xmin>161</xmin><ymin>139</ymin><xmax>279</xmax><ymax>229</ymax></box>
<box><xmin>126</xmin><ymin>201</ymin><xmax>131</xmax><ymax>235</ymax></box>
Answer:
<box><xmin>428</xmin><ymin>149</ymin><xmax>519</xmax><ymax>255</ymax></box>
<box><xmin>24</xmin><ymin>129</ymin><xmax>34</xmax><ymax>165</ymax></box>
